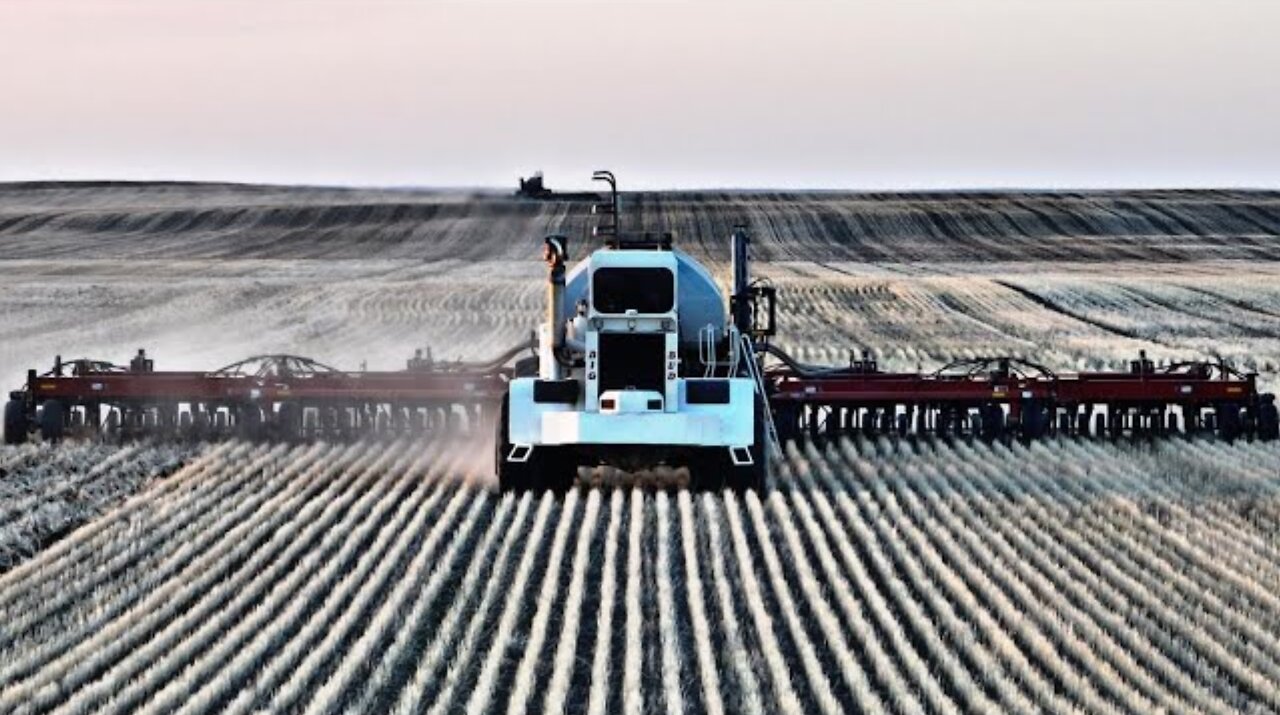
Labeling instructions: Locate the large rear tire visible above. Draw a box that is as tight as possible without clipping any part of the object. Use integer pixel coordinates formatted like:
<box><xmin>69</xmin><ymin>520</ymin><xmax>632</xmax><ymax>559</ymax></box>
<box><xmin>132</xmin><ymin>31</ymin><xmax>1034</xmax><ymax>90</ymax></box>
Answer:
<box><xmin>40</xmin><ymin>400</ymin><xmax>65</xmax><ymax>443</ymax></box>
<box><xmin>725</xmin><ymin>456</ymin><xmax>765</xmax><ymax>493</ymax></box>
<box><xmin>726</xmin><ymin>394</ymin><xmax>768</xmax><ymax>493</ymax></box>
<box><xmin>495</xmin><ymin>394</ymin><xmax>530</xmax><ymax>493</ymax></box>
<box><xmin>537</xmin><ymin>447</ymin><xmax>578</xmax><ymax>493</ymax></box>
<box><xmin>4</xmin><ymin>400</ymin><xmax>28</xmax><ymax>445</ymax></box>
<box><xmin>688</xmin><ymin>450</ymin><xmax>727</xmax><ymax>491</ymax></box>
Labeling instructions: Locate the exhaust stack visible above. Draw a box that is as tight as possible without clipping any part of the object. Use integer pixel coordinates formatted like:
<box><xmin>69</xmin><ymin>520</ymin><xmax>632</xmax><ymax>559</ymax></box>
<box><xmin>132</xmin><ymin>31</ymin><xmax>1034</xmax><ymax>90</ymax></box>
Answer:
<box><xmin>543</xmin><ymin>235</ymin><xmax>569</xmax><ymax>378</ymax></box>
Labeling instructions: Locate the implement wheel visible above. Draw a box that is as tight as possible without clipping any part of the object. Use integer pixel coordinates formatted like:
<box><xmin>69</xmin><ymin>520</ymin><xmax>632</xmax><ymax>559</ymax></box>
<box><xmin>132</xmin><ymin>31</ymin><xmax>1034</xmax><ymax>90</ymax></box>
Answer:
<box><xmin>40</xmin><ymin>400</ymin><xmax>66</xmax><ymax>443</ymax></box>
<box><xmin>1258</xmin><ymin>399</ymin><xmax>1280</xmax><ymax>441</ymax></box>
<box><xmin>4</xmin><ymin>399</ymin><xmax>28</xmax><ymax>445</ymax></box>
<box><xmin>1021</xmin><ymin>400</ymin><xmax>1049</xmax><ymax>440</ymax></box>
<box><xmin>239</xmin><ymin>405</ymin><xmax>263</xmax><ymax>440</ymax></box>
<box><xmin>1217</xmin><ymin>403</ymin><xmax>1242</xmax><ymax>442</ymax></box>
<box><xmin>277</xmin><ymin>403</ymin><xmax>303</xmax><ymax>441</ymax></box>
<box><xmin>979</xmin><ymin>404</ymin><xmax>1004</xmax><ymax>441</ymax></box>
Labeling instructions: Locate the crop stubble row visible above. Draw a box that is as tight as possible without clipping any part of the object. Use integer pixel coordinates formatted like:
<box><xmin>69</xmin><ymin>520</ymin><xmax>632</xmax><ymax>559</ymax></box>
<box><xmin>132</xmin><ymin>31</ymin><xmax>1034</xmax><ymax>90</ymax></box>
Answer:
<box><xmin>1</xmin><ymin>434</ymin><xmax>1279</xmax><ymax>713</ymax></box>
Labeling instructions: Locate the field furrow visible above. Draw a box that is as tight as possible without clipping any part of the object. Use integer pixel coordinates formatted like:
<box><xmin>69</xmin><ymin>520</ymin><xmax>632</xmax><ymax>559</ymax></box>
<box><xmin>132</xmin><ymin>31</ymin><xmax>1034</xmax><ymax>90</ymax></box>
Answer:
<box><xmin>1</xmin><ymin>433</ymin><xmax>1280</xmax><ymax>713</ymax></box>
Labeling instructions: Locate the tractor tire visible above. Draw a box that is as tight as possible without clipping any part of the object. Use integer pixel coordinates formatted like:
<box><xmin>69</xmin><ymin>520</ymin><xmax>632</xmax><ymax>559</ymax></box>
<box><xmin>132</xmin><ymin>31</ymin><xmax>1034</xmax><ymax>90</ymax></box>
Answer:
<box><xmin>4</xmin><ymin>400</ymin><xmax>28</xmax><ymax>445</ymax></box>
<box><xmin>537</xmin><ymin>447</ymin><xmax>579</xmax><ymax>493</ymax></box>
<box><xmin>774</xmin><ymin>405</ymin><xmax>799</xmax><ymax>443</ymax></box>
<box><xmin>726</xmin><ymin>456</ymin><xmax>765</xmax><ymax>493</ymax></box>
<box><xmin>495</xmin><ymin>394</ymin><xmax>531</xmax><ymax>492</ymax></box>
<box><xmin>40</xmin><ymin>400</ymin><xmax>66</xmax><ymax>443</ymax></box>
<box><xmin>689</xmin><ymin>450</ymin><xmax>727</xmax><ymax>491</ymax></box>
<box><xmin>726</xmin><ymin>395</ymin><xmax>768</xmax><ymax>493</ymax></box>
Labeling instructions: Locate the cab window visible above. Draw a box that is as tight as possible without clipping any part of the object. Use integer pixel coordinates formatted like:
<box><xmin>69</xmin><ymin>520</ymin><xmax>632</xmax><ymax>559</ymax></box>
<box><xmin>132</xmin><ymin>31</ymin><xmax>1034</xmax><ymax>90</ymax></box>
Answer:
<box><xmin>591</xmin><ymin>267</ymin><xmax>674</xmax><ymax>313</ymax></box>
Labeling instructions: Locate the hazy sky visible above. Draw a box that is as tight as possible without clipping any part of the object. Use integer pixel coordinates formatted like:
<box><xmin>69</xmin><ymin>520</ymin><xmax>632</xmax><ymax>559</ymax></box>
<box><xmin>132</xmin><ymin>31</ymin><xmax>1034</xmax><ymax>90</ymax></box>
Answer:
<box><xmin>3</xmin><ymin>1</ymin><xmax>1278</xmax><ymax>189</ymax></box>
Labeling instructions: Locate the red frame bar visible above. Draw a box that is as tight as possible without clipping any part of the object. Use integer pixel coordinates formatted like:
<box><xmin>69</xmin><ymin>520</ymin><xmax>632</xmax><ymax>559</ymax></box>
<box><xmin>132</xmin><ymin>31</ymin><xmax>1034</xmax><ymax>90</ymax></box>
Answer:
<box><xmin>28</xmin><ymin>370</ymin><xmax>510</xmax><ymax>404</ymax></box>
<box><xmin>29</xmin><ymin>367</ymin><xmax>1257</xmax><ymax>409</ymax></box>
<box><xmin>769</xmin><ymin>370</ymin><xmax>1258</xmax><ymax>406</ymax></box>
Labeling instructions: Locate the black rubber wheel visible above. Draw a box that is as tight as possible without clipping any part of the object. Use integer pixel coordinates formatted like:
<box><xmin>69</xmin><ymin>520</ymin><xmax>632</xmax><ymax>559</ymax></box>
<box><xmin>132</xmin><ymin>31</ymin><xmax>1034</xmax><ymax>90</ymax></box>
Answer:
<box><xmin>1021</xmin><ymin>400</ymin><xmax>1049</xmax><ymax>440</ymax></box>
<box><xmin>239</xmin><ymin>405</ymin><xmax>263</xmax><ymax>440</ymax></box>
<box><xmin>4</xmin><ymin>399</ymin><xmax>28</xmax><ymax>445</ymax></box>
<box><xmin>860</xmin><ymin>410</ymin><xmax>876</xmax><ymax>434</ymax></box>
<box><xmin>936</xmin><ymin>409</ymin><xmax>954</xmax><ymax>437</ymax></box>
<box><xmin>1077</xmin><ymin>411</ymin><xmax>1091</xmax><ymax>437</ymax></box>
<box><xmin>495</xmin><ymin>394</ymin><xmax>531</xmax><ymax>492</ymax></box>
<box><xmin>277</xmin><ymin>403</ymin><xmax>303</xmax><ymax>441</ymax></box>
<box><xmin>979</xmin><ymin>404</ymin><xmax>1004</xmax><ymax>441</ymax></box>
<box><xmin>726</xmin><ymin>452</ymin><xmax>766</xmax><ymax>492</ymax></box>
<box><xmin>1108</xmin><ymin>411</ymin><xmax>1124</xmax><ymax>439</ymax></box>
<box><xmin>726</xmin><ymin>395</ymin><xmax>768</xmax><ymax>493</ymax></box>
<box><xmin>538</xmin><ymin>447</ymin><xmax>578</xmax><ymax>493</ymax></box>
<box><xmin>39</xmin><ymin>400</ymin><xmax>66</xmax><ymax>443</ymax></box>
<box><xmin>1258</xmin><ymin>400</ymin><xmax>1279</xmax><ymax>441</ymax></box>
<box><xmin>1217</xmin><ymin>403</ymin><xmax>1242</xmax><ymax>442</ymax></box>
<box><xmin>192</xmin><ymin>409</ymin><xmax>209</xmax><ymax>438</ymax></box>
<box><xmin>688</xmin><ymin>449</ymin><xmax>728</xmax><ymax>491</ymax></box>
<box><xmin>774</xmin><ymin>405</ymin><xmax>799</xmax><ymax>443</ymax></box>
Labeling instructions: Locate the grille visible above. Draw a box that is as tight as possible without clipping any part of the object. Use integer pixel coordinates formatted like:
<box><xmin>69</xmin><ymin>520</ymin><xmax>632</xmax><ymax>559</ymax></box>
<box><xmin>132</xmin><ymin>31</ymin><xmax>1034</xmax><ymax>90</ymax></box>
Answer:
<box><xmin>598</xmin><ymin>333</ymin><xmax>666</xmax><ymax>394</ymax></box>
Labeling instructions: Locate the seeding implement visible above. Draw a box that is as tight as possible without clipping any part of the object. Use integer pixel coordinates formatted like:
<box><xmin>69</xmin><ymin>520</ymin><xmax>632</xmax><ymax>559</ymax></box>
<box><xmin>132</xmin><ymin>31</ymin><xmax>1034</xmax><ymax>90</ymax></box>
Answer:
<box><xmin>6</xmin><ymin>173</ymin><xmax>1277</xmax><ymax>490</ymax></box>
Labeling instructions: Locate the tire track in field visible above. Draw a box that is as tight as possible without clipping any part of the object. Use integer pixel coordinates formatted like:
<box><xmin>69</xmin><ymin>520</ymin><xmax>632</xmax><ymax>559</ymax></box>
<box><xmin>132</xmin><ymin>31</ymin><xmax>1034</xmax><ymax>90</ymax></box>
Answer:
<box><xmin>993</xmin><ymin>279</ymin><xmax>1167</xmax><ymax>344</ymax></box>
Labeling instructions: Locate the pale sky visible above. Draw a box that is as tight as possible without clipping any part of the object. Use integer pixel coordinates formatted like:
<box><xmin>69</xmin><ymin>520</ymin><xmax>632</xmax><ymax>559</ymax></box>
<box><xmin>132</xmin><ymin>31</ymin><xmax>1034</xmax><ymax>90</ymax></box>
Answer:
<box><xmin>2</xmin><ymin>1</ymin><xmax>1278</xmax><ymax>190</ymax></box>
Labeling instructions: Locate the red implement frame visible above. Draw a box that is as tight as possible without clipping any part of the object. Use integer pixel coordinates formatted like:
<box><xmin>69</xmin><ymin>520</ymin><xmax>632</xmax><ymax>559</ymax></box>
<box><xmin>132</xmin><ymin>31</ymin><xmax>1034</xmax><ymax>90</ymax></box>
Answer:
<box><xmin>6</xmin><ymin>352</ymin><xmax>515</xmax><ymax>443</ymax></box>
<box><xmin>6</xmin><ymin>350</ymin><xmax>1276</xmax><ymax>444</ymax></box>
<box><xmin>765</xmin><ymin>355</ymin><xmax>1276</xmax><ymax>441</ymax></box>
